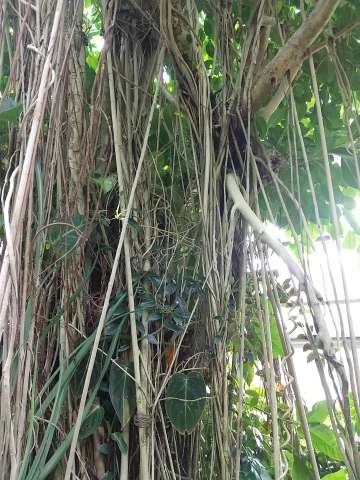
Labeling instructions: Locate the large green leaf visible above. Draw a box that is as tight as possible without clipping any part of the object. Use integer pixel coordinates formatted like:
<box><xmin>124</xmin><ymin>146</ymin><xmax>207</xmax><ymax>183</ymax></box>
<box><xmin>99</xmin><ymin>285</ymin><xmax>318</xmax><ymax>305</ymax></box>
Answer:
<box><xmin>292</xmin><ymin>455</ymin><xmax>313</xmax><ymax>480</ymax></box>
<box><xmin>165</xmin><ymin>371</ymin><xmax>207</xmax><ymax>434</ymax></box>
<box><xmin>109</xmin><ymin>362</ymin><xmax>136</xmax><ymax>425</ymax></box>
<box><xmin>307</xmin><ymin>400</ymin><xmax>329</xmax><ymax>424</ymax></box>
<box><xmin>321</xmin><ymin>469</ymin><xmax>348</xmax><ymax>479</ymax></box>
<box><xmin>0</xmin><ymin>98</ymin><xmax>22</xmax><ymax>122</ymax></box>
<box><xmin>310</xmin><ymin>423</ymin><xmax>343</xmax><ymax>461</ymax></box>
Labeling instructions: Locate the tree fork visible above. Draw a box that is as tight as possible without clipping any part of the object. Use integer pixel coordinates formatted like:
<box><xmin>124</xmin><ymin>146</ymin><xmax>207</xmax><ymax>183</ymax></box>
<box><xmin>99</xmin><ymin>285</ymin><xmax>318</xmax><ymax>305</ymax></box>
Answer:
<box><xmin>251</xmin><ymin>0</ymin><xmax>341</xmax><ymax>111</ymax></box>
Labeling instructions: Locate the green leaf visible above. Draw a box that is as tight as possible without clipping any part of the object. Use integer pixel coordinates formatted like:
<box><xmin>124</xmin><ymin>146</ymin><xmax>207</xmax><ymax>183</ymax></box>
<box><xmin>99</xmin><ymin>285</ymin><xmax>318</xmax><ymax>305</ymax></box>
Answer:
<box><xmin>256</xmin><ymin>114</ymin><xmax>268</xmax><ymax>138</ymax></box>
<box><xmin>111</xmin><ymin>432</ymin><xmax>128</xmax><ymax>455</ymax></box>
<box><xmin>165</xmin><ymin>372</ymin><xmax>207</xmax><ymax>434</ymax></box>
<box><xmin>79</xmin><ymin>405</ymin><xmax>104</xmax><ymax>439</ymax></box>
<box><xmin>85</xmin><ymin>62</ymin><xmax>96</xmax><ymax>93</ymax></box>
<box><xmin>342</xmin><ymin>231</ymin><xmax>358</xmax><ymax>250</ymax></box>
<box><xmin>128</xmin><ymin>217</ymin><xmax>143</xmax><ymax>233</ymax></box>
<box><xmin>205</xmin><ymin>40</ymin><xmax>215</xmax><ymax>58</ymax></box>
<box><xmin>47</xmin><ymin>214</ymin><xmax>85</xmax><ymax>257</ymax></box>
<box><xmin>86</xmin><ymin>50</ymin><xmax>100</xmax><ymax>70</ymax></box>
<box><xmin>139</xmin><ymin>294</ymin><xmax>156</xmax><ymax>309</ymax></box>
<box><xmin>91</xmin><ymin>174</ymin><xmax>116</xmax><ymax>193</ymax></box>
<box><xmin>106</xmin><ymin>291</ymin><xmax>128</xmax><ymax>322</ymax></box>
<box><xmin>0</xmin><ymin>98</ymin><xmax>22</xmax><ymax>122</ymax></box>
<box><xmin>270</xmin><ymin>315</ymin><xmax>283</xmax><ymax>357</ymax></box>
<box><xmin>98</xmin><ymin>443</ymin><xmax>112</xmax><ymax>455</ymax></box>
<box><xmin>243</xmin><ymin>362</ymin><xmax>255</xmax><ymax>386</ymax></box>
<box><xmin>241</xmin><ymin>457</ymin><xmax>272</xmax><ymax>479</ymax></box>
<box><xmin>310</xmin><ymin>423</ymin><xmax>343</xmax><ymax>461</ymax></box>
<box><xmin>71</xmin><ymin>355</ymin><xmax>101</xmax><ymax>399</ymax></box>
<box><xmin>146</xmin><ymin>334</ymin><xmax>158</xmax><ymax>345</ymax></box>
<box><xmin>245</xmin><ymin>389</ymin><xmax>259</xmax><ymax>407</ymax></box>
<box><xmin>164</xmin><ymin>319</ymin><xmax>184</xmax><ymax>333</ymax></box>
<box><xmin>102</xmin><ymin>473</ymin><xmax>114</xmax><ymax>480</ymax></box>
<box><xmin>147</xmin><ymin>312</ymin><xmax>162</xmax><ymax>322</ymax></box>
<box><xmin>284</xmin><ymin>451</ymin><xmax>294</xmax><ymax>472</ymax></box>
<box><xmin>321</xmin><ymin>469</ymin><xmax>348</xmax><ymax>479</ymax></box>
<box><xmin>349</xmin><ymin>392</ymin><xmax>360</xmax><ymax>435</ymax></box>
<box><xmin>203</xmin><ymin>16</ymin><xmax>214</xmax><ymax>37</ymax></box>
<box><xmin>109</xmin><ymin>362</ymin><xmax>136</xmax><ymax>425</ymax></box>
<box><xmin>307</xmin><ymin>400</ymin><xmax>329</xmax><ymax>424</ymax></box>
<box><xmin>292</xmin><ymin>455</ymin><xmax>313</xmax><ymax>480</ymax></box>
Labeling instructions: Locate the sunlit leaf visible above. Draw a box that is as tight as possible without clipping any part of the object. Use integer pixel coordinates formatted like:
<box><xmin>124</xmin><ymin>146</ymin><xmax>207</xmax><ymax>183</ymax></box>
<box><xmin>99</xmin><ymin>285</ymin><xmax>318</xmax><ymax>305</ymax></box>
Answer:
<box><xmin>307</xmin><ymin>400</ymin><xmax>329</xmax><ymax>424</ymax></box>
<box><xmin>321</xmin><ymin>469</ymin><xmax>348</xmax><ymax>479</ymax></box>
<box><xmin>310</xmin><ymin>423</ymin><xmax>343</xmax><ymax>461</ymax></box>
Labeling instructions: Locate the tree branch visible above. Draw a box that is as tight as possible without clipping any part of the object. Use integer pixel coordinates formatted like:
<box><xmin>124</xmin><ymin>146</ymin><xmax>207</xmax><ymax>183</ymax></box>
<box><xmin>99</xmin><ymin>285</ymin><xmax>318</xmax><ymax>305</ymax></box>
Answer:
<box><xmin>258</xmin><ymin>67</ymin><xmax>299</xmax><ymax>121</ymax></box>
<box><xmin>310</xmin><ymin>15</ymin><xmax>360</xmax><ymax>55</ymax></box>
<box><xmin>251</xmin><ymin>0</ymin><xmax>341</xmax><ymax>111</ymax></box>
<box><xmin>226</xmin><ymin>173</ymin><xmax>304</xmax><ymax>282</ymax></box>
<box><xmin>258</xmin><ymin>13</ymin><xmax>360</xmax><ymax>121</ymax></box>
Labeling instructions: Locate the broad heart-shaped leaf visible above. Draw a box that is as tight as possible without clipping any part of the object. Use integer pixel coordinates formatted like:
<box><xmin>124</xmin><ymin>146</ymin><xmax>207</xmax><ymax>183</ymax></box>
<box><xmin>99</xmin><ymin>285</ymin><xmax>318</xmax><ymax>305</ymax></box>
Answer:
<box><xmin>292</xmin><ymin>455</ymin><xmax>313</xmax><ymax>480</ymax></box>
<box><xmin>307</xmin><ymin>400</ymin><xmax>329</xmax><ymax>424</ymax></box>
<box><xmin>0</xmin><ymin>98</ymin><xmax>22</xmax><ymax>122</ymax></box>
<box><xmin>165</xmin><ymin>372</ymin><xmax>207</xmax><ymax>434</ymax></box>
<box><xmin>79</xmin><ymin>405</ymin><xmax>104</xmax><ymax>439</ymax></box>
<box><xmin>310</xmin><ymin>423</ymin><xmax>343</xmax><ymax>461</ymax></box>
<box><xmin>109</xmin><ymin>362</ymin><xmax>136</xmax><ymax>425</ymax></box>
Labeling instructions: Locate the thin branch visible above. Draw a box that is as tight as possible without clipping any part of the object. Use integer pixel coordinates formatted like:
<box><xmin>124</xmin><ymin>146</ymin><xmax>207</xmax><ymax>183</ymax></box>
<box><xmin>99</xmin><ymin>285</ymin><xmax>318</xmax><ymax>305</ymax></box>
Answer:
<box><xmin>310</xmin><ymin>15</ymin><xmax>360</xmax><ymax>55</ymax></box>
<box><xmin>251</xmin><ymin>0</ymin><xmax>341</xmax><ymax>111</ymax></box>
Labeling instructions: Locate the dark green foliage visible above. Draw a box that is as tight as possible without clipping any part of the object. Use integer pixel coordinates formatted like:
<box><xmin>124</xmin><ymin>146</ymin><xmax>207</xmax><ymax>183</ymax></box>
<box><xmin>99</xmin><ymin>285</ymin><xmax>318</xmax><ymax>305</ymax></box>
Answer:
<box><xmin>109</xmin><ymin>362</ymin><xmax>136</xmax><ymax>425</ymax></box>
<box><xmin>165</xmin><ymin>371</ymin><xmax>207</xmax><ymax>434</ymax></box>
<box><xmin>79</xmin><ymin>404</ymin><xmax>105</xmax><ymax>439</ymax></box>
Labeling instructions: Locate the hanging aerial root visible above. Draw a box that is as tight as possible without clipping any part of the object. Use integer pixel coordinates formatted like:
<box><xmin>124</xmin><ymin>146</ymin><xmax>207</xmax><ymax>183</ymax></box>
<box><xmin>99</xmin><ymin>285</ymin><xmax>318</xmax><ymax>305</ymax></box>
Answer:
<box><xmin>226</xmin><ymin>173</ymin><xmax>335</xmax><ymax>358</ymax></box>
